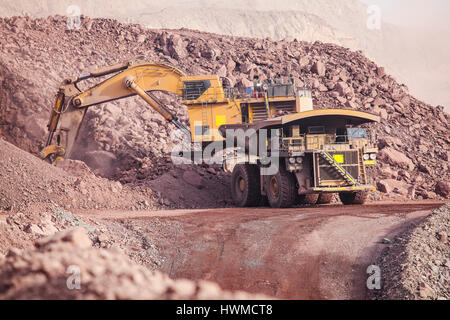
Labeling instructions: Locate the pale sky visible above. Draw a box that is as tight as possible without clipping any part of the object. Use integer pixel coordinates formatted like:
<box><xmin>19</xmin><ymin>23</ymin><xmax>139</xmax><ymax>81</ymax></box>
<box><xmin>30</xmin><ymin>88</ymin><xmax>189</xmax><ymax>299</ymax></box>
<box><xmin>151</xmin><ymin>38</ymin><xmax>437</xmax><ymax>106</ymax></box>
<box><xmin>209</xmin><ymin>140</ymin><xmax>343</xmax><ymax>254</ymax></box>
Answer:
<box><xmin>360</xmin><ymin>0</ymin><xmax>450</xmax><ymax>30</ymax></box>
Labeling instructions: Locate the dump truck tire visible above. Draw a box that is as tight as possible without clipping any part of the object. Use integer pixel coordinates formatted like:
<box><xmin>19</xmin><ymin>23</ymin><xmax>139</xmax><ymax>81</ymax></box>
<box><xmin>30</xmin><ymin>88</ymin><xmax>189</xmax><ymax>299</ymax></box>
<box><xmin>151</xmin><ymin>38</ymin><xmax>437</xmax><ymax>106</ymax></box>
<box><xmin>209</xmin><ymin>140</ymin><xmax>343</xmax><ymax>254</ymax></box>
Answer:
<box><xmin>316</xmin><ymin>193</ymin><xmax>334</xmax><ymax>204</ymax></box>
<box><xmin>339</xmin><ymin>191</ymin><xmax>367</xmax><ymax>205</ymax></box>
<box><xmin>297</xmin><ymin>193</ymin><xmax>320</xmax><ymax>205</ymax></box>
<box><xmin>265</xmin><ymin>168</ymin><xmax>297</xmax><ymax>208</ymax></box>
<box><xmin>231</xmin><ymin>164</ymin><xmax>261</xmax><ymax>207</ymax></box>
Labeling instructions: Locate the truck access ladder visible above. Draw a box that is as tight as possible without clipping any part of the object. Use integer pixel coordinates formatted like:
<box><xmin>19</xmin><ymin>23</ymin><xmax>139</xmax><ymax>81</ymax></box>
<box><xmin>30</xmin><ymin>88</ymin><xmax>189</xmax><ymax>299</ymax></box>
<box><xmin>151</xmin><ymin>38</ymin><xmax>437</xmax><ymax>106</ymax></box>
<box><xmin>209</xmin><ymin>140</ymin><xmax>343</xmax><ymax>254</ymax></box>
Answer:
<box><xmin>318</xmin><ymin>151</ymin><xmax>360</xmax><ymax>186</ymax></box>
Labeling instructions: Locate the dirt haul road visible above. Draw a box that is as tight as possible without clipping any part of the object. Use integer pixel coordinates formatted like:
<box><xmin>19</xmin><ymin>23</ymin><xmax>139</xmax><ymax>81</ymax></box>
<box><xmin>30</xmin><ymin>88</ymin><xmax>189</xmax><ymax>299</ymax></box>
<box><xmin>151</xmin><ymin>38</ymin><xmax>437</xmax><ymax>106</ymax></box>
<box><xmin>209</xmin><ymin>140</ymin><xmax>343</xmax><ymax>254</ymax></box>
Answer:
<box><xmin>77</xmin><ymin>202</ymin><xmax>443</xmax><ymax>300</ymax></box>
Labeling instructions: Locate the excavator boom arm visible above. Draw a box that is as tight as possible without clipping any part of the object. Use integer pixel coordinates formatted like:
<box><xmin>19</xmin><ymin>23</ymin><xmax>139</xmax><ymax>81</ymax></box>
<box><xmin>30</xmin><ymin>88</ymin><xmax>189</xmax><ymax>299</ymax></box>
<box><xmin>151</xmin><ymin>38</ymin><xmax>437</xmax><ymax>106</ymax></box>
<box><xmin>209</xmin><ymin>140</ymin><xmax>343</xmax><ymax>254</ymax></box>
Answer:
<box><xmin>42</xmin><ymin>61</ymin><xmax>192</xmax><ymax>162</ymax></box>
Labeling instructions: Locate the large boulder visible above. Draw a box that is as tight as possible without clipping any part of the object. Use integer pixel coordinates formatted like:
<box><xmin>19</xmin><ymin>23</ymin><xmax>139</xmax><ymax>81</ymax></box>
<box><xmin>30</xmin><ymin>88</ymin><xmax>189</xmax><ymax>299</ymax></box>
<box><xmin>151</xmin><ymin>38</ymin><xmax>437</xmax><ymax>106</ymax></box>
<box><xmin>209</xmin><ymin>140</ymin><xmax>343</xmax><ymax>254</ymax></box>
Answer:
<box><xmin>168</xmin><ymin>34</ymin><xmax>188</xmax><ymax>60</ymax></box>
<box><xmin>377</xmin><ymin>179</ymin><xmax>410</xmax><ymax>195</ymax></box>
<box><xmin>216</xmin><ymin>65</ymin><xmax>228</xmax><ymax>78</ymax></box>
<box><xmin>435</xmin><ymin>181</ymin><xmax>450</xmax><ymax>198</ymax></box>
<box><xmin>379</xmin><ymin>147</ymin><xmax>415</xmax><ymax>171</ymax></box>
<box><xmin>334</xmin><ymin>81</ymin><xmax>348</xmax><ymax>96</ymax></box>
<box><xmin>239</xmin><ymin>61</ymin><xmax>256</xmax><ymax>74</ymax></box>
<box><xmin>311</xmin><ymin>61</ymin><xmax>326</xmax><ymax>77</ymax></box>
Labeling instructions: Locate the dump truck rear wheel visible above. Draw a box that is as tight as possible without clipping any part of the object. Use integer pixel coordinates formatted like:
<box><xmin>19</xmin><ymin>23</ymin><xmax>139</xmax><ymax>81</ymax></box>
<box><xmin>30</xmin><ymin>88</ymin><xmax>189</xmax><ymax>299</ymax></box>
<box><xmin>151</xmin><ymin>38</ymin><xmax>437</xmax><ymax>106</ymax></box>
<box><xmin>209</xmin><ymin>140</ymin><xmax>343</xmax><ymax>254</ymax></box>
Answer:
<box><xmin>231</xmin><ymin>164</ymin><xmax>261</xmax><ymax>207</ymax></box>
<box><xmin>265</xmin><ymin>168</ymin><xmax>297</xmax><ymax>208</ymax></box>
<box><xmin>316</xmin><ymin>193</ymin><xmax>334</xmax><ymax>204</ymax></box>
<box><xmin>297</xmin><ymin>193</ymin><xmax>320</xmax><ymax>205</ymax></box>
<box><xmin>339</xmin><ymin>191</ymin><xmax>367</xmax><ymax>205</ymax></box>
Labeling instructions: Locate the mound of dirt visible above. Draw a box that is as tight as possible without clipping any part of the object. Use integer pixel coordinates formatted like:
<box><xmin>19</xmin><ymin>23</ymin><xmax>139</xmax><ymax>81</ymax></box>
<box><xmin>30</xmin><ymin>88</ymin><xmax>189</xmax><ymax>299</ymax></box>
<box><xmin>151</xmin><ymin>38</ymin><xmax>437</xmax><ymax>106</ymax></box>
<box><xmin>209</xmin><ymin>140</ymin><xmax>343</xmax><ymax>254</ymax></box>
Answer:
<box><xmin>371</xmin><ymin>203</ymin><xmax>449</xmax><ymax>300</ymax></box>
<box><xmin>0</xmin><ymin>228</ymin><xmax>268</xmax><ymax>299</ymax></box>
<box><xmin>146</xmin><ymin>166</ymin><xmax>232</xmax><ymax>209</ymax></box>
<box><xmin>0</xmin><ymin>138</ymin><xmax>161</xmax><ymax>212</ymax></box>
<box><xmin>0</xmin><ymin>16</ymin><xmax>448</xmax><ymax>201</ymax></box>
<box><xmin>0</xmin><ymin>137</ymin><xmax>233</xmax><ymax>210</ymax></box>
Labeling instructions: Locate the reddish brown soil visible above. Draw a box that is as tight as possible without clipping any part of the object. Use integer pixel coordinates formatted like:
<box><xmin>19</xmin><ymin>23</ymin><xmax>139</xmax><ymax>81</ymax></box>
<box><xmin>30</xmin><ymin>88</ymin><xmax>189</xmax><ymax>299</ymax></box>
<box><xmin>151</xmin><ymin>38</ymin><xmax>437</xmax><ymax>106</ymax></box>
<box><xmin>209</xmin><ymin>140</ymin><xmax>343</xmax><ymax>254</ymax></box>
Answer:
<box><xmin>77</xmin><ymin>201</ymin><xmax>444</xmax><ymax>300</ymax></box>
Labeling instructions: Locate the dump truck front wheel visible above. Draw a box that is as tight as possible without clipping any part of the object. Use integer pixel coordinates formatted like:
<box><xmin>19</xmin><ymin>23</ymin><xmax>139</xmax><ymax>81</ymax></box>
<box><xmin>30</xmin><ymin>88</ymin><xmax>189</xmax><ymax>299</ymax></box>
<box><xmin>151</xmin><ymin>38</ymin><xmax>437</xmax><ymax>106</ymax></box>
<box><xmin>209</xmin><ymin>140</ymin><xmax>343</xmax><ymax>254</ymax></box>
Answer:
<box><xmin>265</xmin><ymin>168</ymin><xmax>297</xmax><ymax>208</ymax></box>
<box><xmin>339</xmin><ymin>191</ymin><xmax>367</xmax><ymax>205</ymax></box>
<box><xmin>231</xmin><ymin>164</ymin><xmax>261</xmax><ymax>207</ymax></box>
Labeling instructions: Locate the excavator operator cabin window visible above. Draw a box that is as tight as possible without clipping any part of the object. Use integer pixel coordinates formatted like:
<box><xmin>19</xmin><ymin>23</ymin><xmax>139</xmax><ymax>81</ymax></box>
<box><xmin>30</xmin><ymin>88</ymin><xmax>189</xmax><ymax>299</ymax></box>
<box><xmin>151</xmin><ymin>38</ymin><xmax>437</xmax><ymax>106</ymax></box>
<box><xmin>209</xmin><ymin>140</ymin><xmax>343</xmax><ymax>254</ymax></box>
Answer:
<box><xmin>184</xmin><ymin>80</ymin><xmax>211</xmax><ymax>100</ymax></box>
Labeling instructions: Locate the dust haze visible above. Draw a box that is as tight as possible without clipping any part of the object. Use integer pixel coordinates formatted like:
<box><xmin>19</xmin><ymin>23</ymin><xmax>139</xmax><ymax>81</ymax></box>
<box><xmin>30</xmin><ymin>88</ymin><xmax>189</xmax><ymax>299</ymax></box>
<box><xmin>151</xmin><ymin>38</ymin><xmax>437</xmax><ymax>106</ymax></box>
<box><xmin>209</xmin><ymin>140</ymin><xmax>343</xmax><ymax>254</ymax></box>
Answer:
<box><xmin>361</xmin><ymin>0</ymin><xmax>450</xmax><ymax>112</ymax></box>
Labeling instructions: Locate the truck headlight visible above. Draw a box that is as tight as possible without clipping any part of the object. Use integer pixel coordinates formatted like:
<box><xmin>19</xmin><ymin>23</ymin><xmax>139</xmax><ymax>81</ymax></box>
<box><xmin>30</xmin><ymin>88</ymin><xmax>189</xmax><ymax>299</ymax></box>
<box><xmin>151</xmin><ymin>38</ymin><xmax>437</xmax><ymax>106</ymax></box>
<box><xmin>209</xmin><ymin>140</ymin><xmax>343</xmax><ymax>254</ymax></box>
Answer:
<box><xmin>296</xmin><ymin>157</ymin><xmax>304</xmax><ymax>164</ymax></box>
<box><xmin>363</xmin><ymin>154</ymin><xmax>370</xmax><ymax>160</ymax></box>
<box><xmin>370</xmin><ymin>154</ymin><xmax>377</xmax><ymax>160</ymax></box>
<box><xmin>289</xmin><ymin>158</ymin><xmax>296</xmax><ymax>164</ymax></box>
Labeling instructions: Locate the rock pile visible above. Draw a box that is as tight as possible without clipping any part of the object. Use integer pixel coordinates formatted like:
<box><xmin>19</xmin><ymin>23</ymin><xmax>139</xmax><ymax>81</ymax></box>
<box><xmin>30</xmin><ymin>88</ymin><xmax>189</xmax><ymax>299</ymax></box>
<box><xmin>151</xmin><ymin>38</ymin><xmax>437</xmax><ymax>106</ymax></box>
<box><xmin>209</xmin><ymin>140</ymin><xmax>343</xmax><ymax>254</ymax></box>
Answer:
<box><xmin>0</xmin><ymin>137</ymin><xmax>231</xmax><ymax>211</ymax></box>
<box><xmin>0</xmin><ymin>228</ymin><xmax>269</xmax><ymax>299</ymax></box>
<box><xmin>0</xmin><ymin>16</ymin><xmax>448</xmax><ymax>199</ymax></box>
<box><xmin>371</xmin><ymin>204</ymin><xmax>449</xmax><ymax>300</ymax></box>
<box><xmin>0</xmin><ymin>138</ymin><xmax>160</xmax><ymax>212</ymax></box>
<box><xmin>0</xmin><ymin>199</ymin><xmax>173</xmax><ymax>271</ymax></box>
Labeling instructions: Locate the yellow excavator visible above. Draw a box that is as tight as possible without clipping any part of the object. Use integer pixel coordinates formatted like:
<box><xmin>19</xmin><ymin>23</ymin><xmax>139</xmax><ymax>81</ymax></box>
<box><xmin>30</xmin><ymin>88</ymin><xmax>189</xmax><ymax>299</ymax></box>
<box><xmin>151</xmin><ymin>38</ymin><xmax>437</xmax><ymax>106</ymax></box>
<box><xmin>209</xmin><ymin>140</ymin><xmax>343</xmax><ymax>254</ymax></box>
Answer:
<box><xmin>43</xmin><ymin>60</ymin><xmax>380</xmax><ymax>208</ymax></box>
